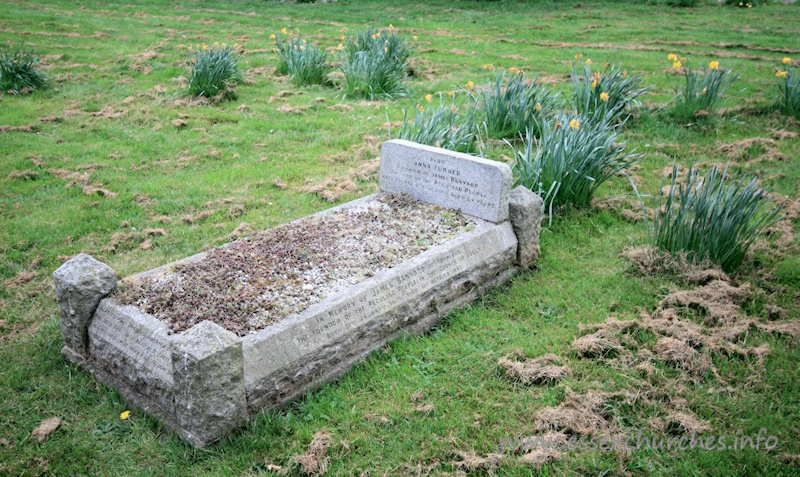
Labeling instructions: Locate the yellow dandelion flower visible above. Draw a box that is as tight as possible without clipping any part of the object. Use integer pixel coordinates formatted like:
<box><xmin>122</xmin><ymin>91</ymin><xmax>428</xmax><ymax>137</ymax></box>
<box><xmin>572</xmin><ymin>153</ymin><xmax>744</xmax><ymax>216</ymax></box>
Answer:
<box><xmin>575</xmin><ymin>53</ymin><xmax>582</xmax><ymax>60</ymax></box>
<box><xmin>782</xmin><ymin>57</ymin><xmax>792</xmax><ymax>64</ymax></box>
<box><xmin>673</xmin><ymin>61</ymin><xmax>682</xmax><ymax>69</ymax></box>
<box><xmin>709</xmin><ymin>61</ymin><xmax>720</xmax><ymax>70</ymax></box>
<box><xmin>600</xmin><ymin>92</ymin><xmax>609</xmax><ymax>102</ymax></box>
<box><xmin>585</xmin><ymin>58</ymin><xmax>592</xmax><ymax>65</ymax></box>
<box><xmin>451</xmin><ymin>105</ymin><xmax>457</xmax><ymax>113</ymax></box>
<box><xmin>425</xmin><ymin>94</ymin><xmax>433</xmax><ymax>102</ymax></box>
<box><xmin>417</xmin><ymin>104</ymin><xmax>424</xmax><ymax>112</ymax></box>
<box><xmin>776</xmin><ymin>70</ymin><xmax>788</xmax><ymax>78</ymax></box>
<box><xmin>668</xmin><ymin>54</ymin><xmax>678</xmax><ymax>61</ymax></box>
<box><xmin>569</xmin><ymin>118</ymin><xmax>580</xmax><ymax>130</ymax></box>
<box><xmin>120</xmin><ymin>410</ymin><xmax>131</xmax><ymax>420</ymax></box>
<box><xmin>535</xmin><ymin>102</ymin><xmax>542</xmax><ymax>111</ymax></box>
<box><xmin>482</xmin><ymin>64</ymin><xmax>494</xmax><ymax>70</ymax></box>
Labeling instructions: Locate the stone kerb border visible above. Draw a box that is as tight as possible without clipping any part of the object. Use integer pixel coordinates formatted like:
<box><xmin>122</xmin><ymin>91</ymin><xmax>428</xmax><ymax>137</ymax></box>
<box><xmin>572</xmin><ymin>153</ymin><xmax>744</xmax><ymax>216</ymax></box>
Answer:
<box><xmin>54</xmin><ymin>140</ymin><xmax>543</xmax><ymax>446</ymax></box>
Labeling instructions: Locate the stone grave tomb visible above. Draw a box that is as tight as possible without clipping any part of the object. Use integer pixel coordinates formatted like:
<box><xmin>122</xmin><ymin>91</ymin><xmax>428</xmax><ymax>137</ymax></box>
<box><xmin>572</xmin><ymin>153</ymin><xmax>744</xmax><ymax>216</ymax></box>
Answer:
<box><xmin>53</xmin><ymin>139</ymin><xmax>544</xmax><ymax>446</ymax></box>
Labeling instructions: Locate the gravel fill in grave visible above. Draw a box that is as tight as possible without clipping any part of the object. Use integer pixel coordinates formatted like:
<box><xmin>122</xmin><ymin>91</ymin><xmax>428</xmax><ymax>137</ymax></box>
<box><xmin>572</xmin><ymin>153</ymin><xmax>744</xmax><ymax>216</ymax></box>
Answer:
<box><xmin>114</xmin><ymin>193</ymin><xmax>476</xmax><ymax>336</ymax></box>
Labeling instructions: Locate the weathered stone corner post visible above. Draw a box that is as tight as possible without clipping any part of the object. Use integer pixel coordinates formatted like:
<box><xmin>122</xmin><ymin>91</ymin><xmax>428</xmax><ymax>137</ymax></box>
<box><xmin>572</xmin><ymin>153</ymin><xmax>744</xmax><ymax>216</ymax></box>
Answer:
<box><xmin>508</xmin><ymin>186</ymin><xmax>544</xmax><ymax>268</ymax></box>
<box><xmin>52</xmin><ymin>253</ymin><xmax>117</xmax><ymax>355</ymax></box>
<box><xmin>171</xmin><ymin>320</ymin><xmax>246</xmax><ymax>446</ymax></box>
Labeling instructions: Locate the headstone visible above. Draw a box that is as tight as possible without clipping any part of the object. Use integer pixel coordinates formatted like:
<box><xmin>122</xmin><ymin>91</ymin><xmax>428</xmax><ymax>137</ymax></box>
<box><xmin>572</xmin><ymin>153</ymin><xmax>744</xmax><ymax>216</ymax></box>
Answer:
<box><xmin>379</xmin><ymin>139</ymin><xmax>512</xmax><ymax>223</ymax></box>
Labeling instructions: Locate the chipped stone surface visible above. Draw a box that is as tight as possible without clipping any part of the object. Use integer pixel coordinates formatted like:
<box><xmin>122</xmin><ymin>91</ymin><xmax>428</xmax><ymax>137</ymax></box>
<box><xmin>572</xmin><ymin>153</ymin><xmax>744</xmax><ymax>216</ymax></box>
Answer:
<box><xmin>171</xmin><ymin>321</ymin><xmax>245</xmax><ymax>446</ymax></box>
<box><xmin>88</xmin><ymin>299</ymin><xmax>174</xmax><ymax>412</ymax></box>
<box><xmin>508</xmin><ymin>186</ymin><xmax>544</xmax><ymax>267</ymax></box>
<box><xmin>53</xmin><ymin>253</ymin><xmax>116</xmax><ymax>354</ymax></box>
<box><xmin>379</xmin><ymin>139</ymin><xmax>512</xmax><ymax>223</ymax></box>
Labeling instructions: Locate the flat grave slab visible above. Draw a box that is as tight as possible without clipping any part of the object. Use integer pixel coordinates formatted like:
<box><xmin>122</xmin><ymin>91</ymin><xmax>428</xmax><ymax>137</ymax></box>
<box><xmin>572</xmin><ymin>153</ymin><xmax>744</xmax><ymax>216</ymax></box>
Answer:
<box><xmin>54</xmin><ymin>140</ymin><xmax>543</xmax><ymax>446</ymax></box>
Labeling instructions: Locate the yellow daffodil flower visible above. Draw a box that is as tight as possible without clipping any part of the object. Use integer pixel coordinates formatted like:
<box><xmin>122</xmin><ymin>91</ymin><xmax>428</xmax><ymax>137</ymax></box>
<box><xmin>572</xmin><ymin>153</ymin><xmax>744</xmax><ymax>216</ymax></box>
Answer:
<box><xmin>425</xmin><ymin>94</ymin><xmax>433</xmax><ymax>102</ymax></box>
<box><xmin>575</xmin><ymin>53</ymin><xmax>582</xmax><ymax>60</ymax></box>
<box><xmin>465</xmin><ymin>81</ymin><xmax>475</xmax><ymax>90</ymax></box>
<box><xmin>673</xmin><ymin>61</ymin><xmax>682</xmax><ymax>69</ymax></box>
<box><xmin>585</xmin><ymin>58</ymin><xmax>592</xmax><ymax>65</ymax></box>
<box><xmin>269</xmin><ymin>34</ymin><xmax>276</xmax><ymax>40</ymax></box>
<box><xmin>600</xmin><ymin>92</ymin><xmax>610</xmax><ymax>102</ymax></box>
<box><xmin>450</xmin><ymin>105</ymin><xmax>457</xmax><ymax>113</ymax></box>
<box><xmin>776</xmin><ymin>70</ymin><xmax>788</xmax><ymax>78</ymax></box>
<box><xmin>668</xmin><ymin>53</ymin><xmax>678</xmax><ymax>61</ymax></box>
<box><xmin>782</xmin><ymin>57</ymin><xmax>792</xmax><ymax>64</ymax></box>
<box><xmin>569</xmin><ymin>118</ymin><xmax>580</xmax><ymax>130</ymax></box>
<box><xmin>448</xmin><ymin>91</ymin><xmax>456</xmax><ymax>97</ymax></box>
<box><xmin>413</xmin><ymin>36</ymin><xmax>418</xmax><ymax>41</ymax></box>
<box><xmin>508</xmin><ymin>67</ymin><xmax>519</xmax><ymax>75</ymax></box>
<box><xmin>417</xmin><ymin>104</ymin><xmax>424</xmax><ymax>112</ymax></box>
<box><xmin>591</xmin><ymin>79</ymin><xmax>598</xmax><ymax>88</ymax></box>
<box><xmin>709</xmin><ymin>61</ymin><xmax>720</xmax><ymax>70</ymax></box>
<box><xmin>482</xmin><ymin>64</ymin><xmax>494</xmax><ymax>70</ymax></box>
<box><xmin>535</xmin><ymin>102</ymin><xmax>542</xmax><ymax>111</ymax></box>
<box><xmin>281</xmin><ymin>28</ymin><xmax>287</xmax><ymax>34</ymax></box>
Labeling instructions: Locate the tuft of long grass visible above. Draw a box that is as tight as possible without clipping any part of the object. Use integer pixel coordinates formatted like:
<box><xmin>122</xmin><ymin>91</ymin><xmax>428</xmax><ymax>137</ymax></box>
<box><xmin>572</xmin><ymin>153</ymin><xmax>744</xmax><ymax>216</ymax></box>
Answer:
<box><xmin>653</xmin><ymin>165</ymin><xmax>782</xmax><ymax>272</ymax></box>
<box><xmin>474</xmin><ymin>70</ymin><xmax>558</xmax><ymax>140</ymax></box>
<box><xmin>776</xmin><ymin>63</ymin><xmax>799</xmax><ymax>118</ymax></box>
<box><xmin>570</xmin><ymin>62</ymin><xmax>648</xmax><ymax>125</ymax></box>
<box><xmin>338</xmin><ymin>26</ymin><xmax>412</xmax><ymax>100</ymax></box>
<box><xmin>669</xmin><ymin>60</ymin><xmax>738</xmax><ymax>124</ymax></box>
<box><xmin>275</xmin><ymin>35</ymin><xmax>330</xmax><ymax>86</ymax></box>
<box><xmin>392</xmin><ymin>94</ymin><xmax>479</xmax><ymax>153</ymax></box>
<box><xmin>187</xmin><ymin>43</ymin><xmax>243</xmax><ymax>99</ymax></box>
<box><xmin>513</xmin><ymin>112</ymin><xmax>639</xmax><ymax>218</ymax></box>
<box><xmin>0</xmin><ymin>43</ymin><xmax>47</xmax><ymax>94</ymax></box>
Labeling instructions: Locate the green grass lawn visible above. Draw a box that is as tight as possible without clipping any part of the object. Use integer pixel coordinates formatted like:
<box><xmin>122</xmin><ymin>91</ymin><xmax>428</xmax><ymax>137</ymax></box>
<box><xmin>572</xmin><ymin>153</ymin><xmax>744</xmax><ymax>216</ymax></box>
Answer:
<box><xmin>1</xmin><ymin>0</ymin><xmax>799</xmax><ymax>475</ymax></box>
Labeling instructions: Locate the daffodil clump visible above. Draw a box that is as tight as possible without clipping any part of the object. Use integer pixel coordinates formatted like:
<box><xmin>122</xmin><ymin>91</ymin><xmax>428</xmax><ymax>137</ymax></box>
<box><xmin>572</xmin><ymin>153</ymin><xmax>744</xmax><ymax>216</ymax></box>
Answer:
<box><xmin>669</xmin><ymin>56</ymin><xmax>738</xmax><ymax>124</ymax></box>
<box><xmin>776</xmin><ymin>57</ymin><xmax>799</xmax><ymax>118</ymax></box>
<box><xmin>273</xmin><ymin>32</ymin><xmax>330</xmax><ymax>86</ymax></box>
<box><xmin>726</xmin><ymin>0</ymin><xmax>760</xmax><ymax>8</ymax></box>
<box><xmin>654</xmin><ymin>165</ymin><xmax>782</xmax><ymax>272</ymax></box>
<box><xmin>570</xmin><ymin>59</ymin><xmax>648</xmax><ymax>125</ymax></box>
<box><xmin>338</xmin><ymin>25</ymin><xmax>413</xmax><ymax>99</ymax></box>
<box><xmin>513</xmin><ymin>112</ymin><xmax>638</xmax><ymax>218</ymax></box>
<box><xmin>472</xmin><ymin>69</ymin><xmax>559</xmax><ymax>140</ymax></box>
<box><xmin>392</xmin><ymin>92</ymin><xmax>479</xmax><ymax>153</ymax></box>
<box><xmin>183</xmin><ymin>42</ymin><xmax>243</xmax><ymax>99</ymax></box>
<box><xmin>0</xmin><ymin>43</ymin><xmax>48</xmax><ymax>95</ymax></box>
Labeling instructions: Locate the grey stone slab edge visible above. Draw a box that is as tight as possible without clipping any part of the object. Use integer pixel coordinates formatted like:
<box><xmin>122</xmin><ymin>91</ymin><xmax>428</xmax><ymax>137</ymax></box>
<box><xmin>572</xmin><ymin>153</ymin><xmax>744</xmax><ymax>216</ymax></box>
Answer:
<box><xmin>61</xmin><ymin>346</ymin><xmax>206</xmax><ymax>447</ymax></box>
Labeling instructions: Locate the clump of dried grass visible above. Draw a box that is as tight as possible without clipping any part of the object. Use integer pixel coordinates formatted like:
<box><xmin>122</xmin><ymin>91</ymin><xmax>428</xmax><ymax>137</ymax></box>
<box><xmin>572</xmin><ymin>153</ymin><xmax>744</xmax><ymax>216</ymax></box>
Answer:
<box><xmin>498</xmin><ymin>352</ymin><xmax>571</xmax><ymax>385</ymax></box>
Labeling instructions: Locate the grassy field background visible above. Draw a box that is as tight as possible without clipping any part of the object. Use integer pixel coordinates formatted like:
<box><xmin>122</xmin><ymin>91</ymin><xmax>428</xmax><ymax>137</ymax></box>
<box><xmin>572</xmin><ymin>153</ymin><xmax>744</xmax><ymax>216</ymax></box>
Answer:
<box><xmin>1</xmin><ymin>0</ymin><xmax>799</xmax><ymax>475</ymax></box>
